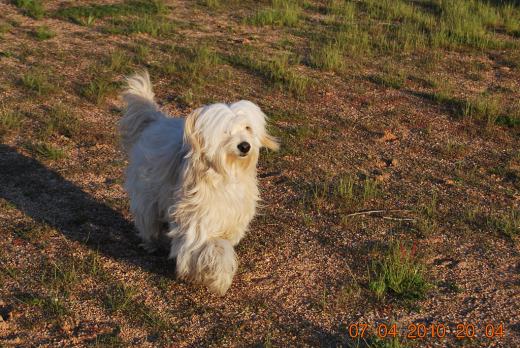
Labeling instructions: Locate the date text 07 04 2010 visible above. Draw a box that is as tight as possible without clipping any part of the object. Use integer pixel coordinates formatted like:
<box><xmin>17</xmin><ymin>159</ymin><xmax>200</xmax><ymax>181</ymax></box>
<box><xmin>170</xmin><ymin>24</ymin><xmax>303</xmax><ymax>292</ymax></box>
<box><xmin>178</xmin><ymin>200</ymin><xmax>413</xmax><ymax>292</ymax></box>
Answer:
<box><xmin>347</xmin><ymin>323</ymin><xmax>504</xmax><ymax>339</ymax></box>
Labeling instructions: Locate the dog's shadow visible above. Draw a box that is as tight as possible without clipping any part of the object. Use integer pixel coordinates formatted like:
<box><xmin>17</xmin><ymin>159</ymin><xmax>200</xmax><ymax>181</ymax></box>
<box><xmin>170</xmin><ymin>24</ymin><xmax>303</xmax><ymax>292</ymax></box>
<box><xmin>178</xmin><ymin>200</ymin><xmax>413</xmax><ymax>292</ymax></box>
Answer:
<box><xmin>0</xmin><ymin>143</ymin><xmax>173</xmax><ymax>277</ymax></box>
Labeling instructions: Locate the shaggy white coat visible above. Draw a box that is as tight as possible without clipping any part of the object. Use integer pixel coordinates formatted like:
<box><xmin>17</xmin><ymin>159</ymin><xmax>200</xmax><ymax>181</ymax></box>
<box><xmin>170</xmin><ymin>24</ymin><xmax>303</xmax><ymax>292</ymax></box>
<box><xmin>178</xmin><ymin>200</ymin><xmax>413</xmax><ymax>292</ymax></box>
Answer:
<box><xmin>117</xmin><ymin>71</ymin><xmax>279</xmax><ymax>295</ymax></box>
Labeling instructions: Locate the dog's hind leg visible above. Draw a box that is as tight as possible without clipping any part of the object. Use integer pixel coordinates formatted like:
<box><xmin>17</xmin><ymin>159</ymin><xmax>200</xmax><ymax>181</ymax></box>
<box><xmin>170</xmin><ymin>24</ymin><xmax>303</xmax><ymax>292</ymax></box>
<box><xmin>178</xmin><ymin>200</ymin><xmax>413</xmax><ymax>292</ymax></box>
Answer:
<box><xmin>131</xmin><ymin>200</ymin><xmax>166</xmax><ymax>253</ymax></box>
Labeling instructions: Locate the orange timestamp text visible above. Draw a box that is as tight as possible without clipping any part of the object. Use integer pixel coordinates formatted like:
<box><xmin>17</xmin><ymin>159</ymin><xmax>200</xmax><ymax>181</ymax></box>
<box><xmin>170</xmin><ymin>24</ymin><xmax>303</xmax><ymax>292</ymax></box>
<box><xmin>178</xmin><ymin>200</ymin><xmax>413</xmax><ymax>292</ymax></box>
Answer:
<box><xmin>347</xmin><ymin>323</ymin><xmax>504</xmax><ymax>338</ymax></box>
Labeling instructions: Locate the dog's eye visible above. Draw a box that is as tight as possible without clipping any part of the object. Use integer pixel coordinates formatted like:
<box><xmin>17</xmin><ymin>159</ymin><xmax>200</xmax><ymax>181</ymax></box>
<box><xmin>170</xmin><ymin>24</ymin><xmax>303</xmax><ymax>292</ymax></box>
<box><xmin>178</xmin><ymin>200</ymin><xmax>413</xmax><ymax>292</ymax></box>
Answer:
<box><xmin>246</xmin><ymin>126</ymin><xmax>252</xmax><ymax>133</ymax></box>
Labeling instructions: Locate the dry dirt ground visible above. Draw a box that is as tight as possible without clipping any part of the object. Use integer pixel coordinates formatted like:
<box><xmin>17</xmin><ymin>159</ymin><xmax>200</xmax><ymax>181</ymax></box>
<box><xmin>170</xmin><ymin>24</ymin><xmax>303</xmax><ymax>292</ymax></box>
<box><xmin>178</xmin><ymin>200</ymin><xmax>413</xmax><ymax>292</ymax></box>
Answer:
<box><xmin>0</xmin><ymin>0</ymin><xmax>520</xmax><ymax>347</ymax></box>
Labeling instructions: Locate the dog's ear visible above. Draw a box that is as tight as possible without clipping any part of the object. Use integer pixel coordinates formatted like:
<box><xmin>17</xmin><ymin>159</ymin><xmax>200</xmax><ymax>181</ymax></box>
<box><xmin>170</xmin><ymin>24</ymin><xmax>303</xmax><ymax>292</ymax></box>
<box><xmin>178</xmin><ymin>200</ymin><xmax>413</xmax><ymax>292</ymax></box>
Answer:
<box><xmin>262</xmin><ymin>134</ymin><xmax>280</xmax><ymax>152</ymax></box>
<box><xmin>184</xmin><ymin>107</ymin><xmax>205</xmax><ymax>159</ymax></box>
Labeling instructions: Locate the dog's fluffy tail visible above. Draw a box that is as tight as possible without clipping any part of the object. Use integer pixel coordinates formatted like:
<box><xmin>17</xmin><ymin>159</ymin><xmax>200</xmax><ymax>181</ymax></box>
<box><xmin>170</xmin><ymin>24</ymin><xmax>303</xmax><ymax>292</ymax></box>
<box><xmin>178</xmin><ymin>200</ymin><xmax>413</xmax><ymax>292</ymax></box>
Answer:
<box><xmin>118</xmin><ymin>70</ymin><xmax>163</xmax><ymax>152</ymax></box>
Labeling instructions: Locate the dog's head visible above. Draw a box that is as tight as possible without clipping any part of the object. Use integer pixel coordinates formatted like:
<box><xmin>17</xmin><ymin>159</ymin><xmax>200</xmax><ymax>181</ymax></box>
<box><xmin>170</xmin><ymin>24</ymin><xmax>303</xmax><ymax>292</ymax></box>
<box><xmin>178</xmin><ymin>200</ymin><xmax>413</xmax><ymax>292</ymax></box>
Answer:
<box><xmin>183</xmin><ymin>100</ymin><xmax>279</xmax><ymax>175</ymax></box>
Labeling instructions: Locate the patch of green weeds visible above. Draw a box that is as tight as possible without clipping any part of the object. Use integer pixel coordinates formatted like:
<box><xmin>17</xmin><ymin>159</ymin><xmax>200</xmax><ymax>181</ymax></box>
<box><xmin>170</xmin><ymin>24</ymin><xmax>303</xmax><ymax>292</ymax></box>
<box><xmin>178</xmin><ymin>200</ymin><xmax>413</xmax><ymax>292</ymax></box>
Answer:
<box><xmin>496</xmin><ymin>115</ymin><xmax>520</xmax><ymax>128</ymax></box>
<box><xmin>467</xmin><ymin>73</ymin><xmax>486</xmax><ymax>81</ymax></box>
<box><xmin>53</xmin><ymin>0</ymin><xmax>168</xmax><ymax>21</ymax></box>
<box><xmin>369</xmin><ymin>239</ymin><xmax>429</xmax><ymax>299</ymax></box>
<box><xmin>310</xmin><ymin>42</ymin><xmax>343</xmax><ymax>72</ymax></box>
<box><xmin>34</xmin><ymin>26</ymin><xmax>56</xmax><ymax>40</ymax></box>
<box><xmin>78</xmin><ymin>13</ymin><xmax>97</xmax><ymax>27</ymax></box>
<box><xmin>247</xmin><ymin>0</ymin><xmax>303</xmax><ymax>27</ymax></box>
<box><xmin>131</xmin><ymin>42</ymin><xmax>150</xmax><ymax>63</ymax></box>
<box><xmin>441</xmin><ymin>138</ymin><xmax>466</xmax><ymax>157</ymax></box>
<box><xmin>153</xmin><ymin>44</ymin><xmax>220</xmax><ymax>94</ymax></box>
<box><xmin>106</xmin><ymin>49</ymin><xmax>134</xmax><ymax>73</ymax></box>
<box><xmin>0</xmin><ymin>199</ymin><xmax>16</xmax><ymax>210</ymax></box>
<box><xmin>0</xmin><ymin>21</ymin><xmax>13</xmax><ymax>33</ymax></box>
<box><xmin>92</xmin><ymin>327</ymin><xmax>129</xmax><ymax>347</ymax></box>
<box><xmin>104</xmin><ymin>283</ymin><xmax>174</xmax><ymax>329</ymax></box>
<box><xmin>103</xmin><ymin>17</ymin><xmax>127</xmax><ymax>35</ymax></box>
<box><xmin>13</xmin><ymin>0</ymin><xmax>46</xmax><ymax>20</ymax></box>
<box><xmin>20</xmin><ymin>70</ymin><xmax>56</xmax><ymax>95</ymax></box>
<box><xmin>0</xmin><ymin>106</ymin><xmax>21</xmax><ymax>139</ymax></box>
<box><xmin>47</xmin><ymin>104</ymin><xmax>83</xmax><ymax>139</ymax></box>
<box><xmin>29</xmin><ymin>142</ymin><xmax>68</xmax><ymax>160</ymax></box>
<box><xmin>492</xmin><ymin>209</ymin><xmax>520</xmax><ymax>239</ymax></box>
<box><xmin>128</xmin><ymin>14</ymin><xmax>174</xmax><ymax>36</ymax></box>
<box><xmin>229</xmin><ymin>52</ymin><xmax>308</xmax><ymax>95</ymax></box>
<box><xmin>202</xmin><ymin>0</ymin><xmax>221</xmax><ymax>7</ymax></box>
<box><xmin>80</xmin><ymin>78</ymin><xmax>119</xmax><ymax>105</ymax></box>
<box><xmin>447</xmin><ymin>283</ymin><xmax>465</xmax><ymax>293</ymax></box>
<box><xmin>17</xmin><ymin>291</ymin><xmax>71</xmax><ymax>318</ymax></box>
<box><xmin>370</xmin><ymin>74</ymin><xmax>404</xmax><ymax>89</ymax></box>
<box><xmin>462</xmin><ymin>94</ymin><xmax>502</xmax><ymax>125</ymax></box>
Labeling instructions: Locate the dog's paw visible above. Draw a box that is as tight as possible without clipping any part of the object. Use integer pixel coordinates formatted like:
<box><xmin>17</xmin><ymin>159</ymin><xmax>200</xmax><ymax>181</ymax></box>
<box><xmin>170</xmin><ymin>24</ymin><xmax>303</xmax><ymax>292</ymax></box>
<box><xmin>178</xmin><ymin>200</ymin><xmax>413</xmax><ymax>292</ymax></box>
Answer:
<box><xmin>205</xmin><ymin>273</ymin><xmax>233</xmax><ymax>296</ymax></box>
<box><xmin>139</xmin><ymin>241</ymin><xmax>159</xmax><ymax>253</ymax></box>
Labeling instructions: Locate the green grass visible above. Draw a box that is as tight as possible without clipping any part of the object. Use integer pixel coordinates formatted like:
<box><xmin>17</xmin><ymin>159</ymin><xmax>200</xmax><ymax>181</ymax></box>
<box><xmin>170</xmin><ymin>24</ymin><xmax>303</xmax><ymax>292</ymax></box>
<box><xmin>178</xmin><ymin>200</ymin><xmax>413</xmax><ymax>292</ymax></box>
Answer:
<box><xmin>229</xmin><ymin>52</ymin><xmax>309</xmax><ymax>95</ymax></box>
<box><xmin>80</xmin><ymin>78</ymin><xmax>119</xmax><ymax>105</ymax></box>
<box><xmin>13</xmin><ymin>0</ymin><xmax>46</xmax><ymax>20</ymax></box>
<box><xmin>128</xmin><ymin>14</ymin><xmax>174</xmax><ymax>36</ymax></box>
<box><xmin>248</xmin><ymin>0</ymin><xmax>303</xmax><ymax>27</ymax></box>
<box><xmin>304</xmin><ymin>0</ymin><xmax>520</xmax><ymax>61</ymax></box>
<box><xmin>310</xmin><ymin>42</ymin><xmax>342</xmax><ymax>72</ymax></box>
<box><xmin>47</xmin><ymin>104</ymin><xmax>83</xmax><ymax>139</ymax></box>
<box><xmin>152</xmin><ymin>44</ymin><xmax>221</xmax><ymax>90</ymax></box>
<box><xmin>34</xmin><ymin>26</ymin><xmax>56</xmax><ymax>40</ymax></box>
<box><xmin>0</xmin><ymin>21</ymin><xmax>13</xmax><ymax>33</ymax></box>
<box><xmin>20</xmin><ymin>70</ymin><xmax>55</xmax><ymax>95</ymax></box>
<box><xmin>106</xmin><ymin>49</ymin><xmax>134</xmax><ymax>73</ymax></box>
<box><xmin>30</xmin><ymin>142</ymin><xmax>69</xmax><ymax>160</ymax></box>
<box><xmin>0</xmin><ymin>106</ymin><xmax>21</xmax><ymax>139</ymax></box>
<box><xmin>370</xmin><ymin>74</ymin><xmax>404</xmax><ymax>89</ymax></box>
<box><xmin>104</xmin><ymin>284</ymin><xmax>174</xmax><ymax>329</ymax></box>
<box><xmin>462</xmin><ymin>94</ymin><xmax>501</xmax><ymax>125</ymax></box>
<box><xmin>496</xmin><ymin>209</ymin><xmax>520</xmax><ymax>239</ymax></box>
<box><xmin>131</xmin><ymin>43</ymin><xmax>150</xmax><ymax>63</ymax></box>
<box><xmin>369</xmin><ymin>239</ymin><xmax>429</xmax><ymax>299</ymax></box>
<box><xmin>15</xmin><ymin>292</ymin><xmax>71</xmax><ymax>317</ymax></box>
<box><xmin>53</xmin><ymin>0</ymin><xmax>168</xmax><ymax>21</ymax></box>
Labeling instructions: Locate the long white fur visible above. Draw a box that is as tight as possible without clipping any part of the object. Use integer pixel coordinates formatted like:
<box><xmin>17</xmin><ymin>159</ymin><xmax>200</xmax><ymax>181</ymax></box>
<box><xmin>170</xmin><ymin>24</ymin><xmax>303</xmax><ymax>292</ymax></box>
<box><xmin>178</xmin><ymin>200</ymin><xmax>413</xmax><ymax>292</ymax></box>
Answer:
<box><xmin>117</xmin><ymin>71</ymin><xmax>279</xmax><ymax>295</ymax></box>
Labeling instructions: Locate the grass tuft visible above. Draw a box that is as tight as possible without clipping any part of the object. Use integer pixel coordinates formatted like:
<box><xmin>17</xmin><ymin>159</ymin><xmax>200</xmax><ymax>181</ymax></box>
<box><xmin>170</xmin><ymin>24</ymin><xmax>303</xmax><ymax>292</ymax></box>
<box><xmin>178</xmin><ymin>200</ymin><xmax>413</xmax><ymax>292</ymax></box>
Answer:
<box><xmin>34</xmin><ymin>26</ymin><xmax>56</xmax><ymax>40</ymax></box>
<box><xmin>31</xmin><ymin>142</ymin><xmax>69</xmax><ymax>160</ymax></box>
<box><xmin>53</xmin><ymin>0</ymin><xmax>168</xmax><ymax>21</ymax></box>
<box><xmin>0</xmin><ymin>106</ymin><xmax>21</xmax><ymax>139</ymax></box>
<box><xmin>20</xmin><ymin>70</ymin><xmax>55</xmax><ymax>95</ymax></box>
<box><xmin>80</xmin><ymin>78</ymin><xmax>119</xmax><ymax>105</ymax></box>
<box><xmin>128</xmin><ymin>14</ymin><xmax>174</xmax><ymax>36</ymax></box>
<box><xmin>369</xmin><ymin>239</ymin><xmax>429</xmax><ymax>299</ymax></box>
<box><xmin>248</xmin><ymin>0</ymin><xmax>303</xmax><ymax>27</ymax></box>
<box><xmin>13</xmin><ymin>0</ymin><xmax>46</xmax><ymax>20</ymax></box>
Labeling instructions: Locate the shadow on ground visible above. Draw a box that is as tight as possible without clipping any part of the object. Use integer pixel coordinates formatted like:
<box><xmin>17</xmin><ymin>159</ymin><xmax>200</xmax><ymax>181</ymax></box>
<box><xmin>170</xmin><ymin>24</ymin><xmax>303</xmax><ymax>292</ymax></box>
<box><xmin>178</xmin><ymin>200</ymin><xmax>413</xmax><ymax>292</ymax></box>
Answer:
<box><xmin>0</xmin><ymin>143</ymin><xmax>173</xmax><ymax>277</ymax></box>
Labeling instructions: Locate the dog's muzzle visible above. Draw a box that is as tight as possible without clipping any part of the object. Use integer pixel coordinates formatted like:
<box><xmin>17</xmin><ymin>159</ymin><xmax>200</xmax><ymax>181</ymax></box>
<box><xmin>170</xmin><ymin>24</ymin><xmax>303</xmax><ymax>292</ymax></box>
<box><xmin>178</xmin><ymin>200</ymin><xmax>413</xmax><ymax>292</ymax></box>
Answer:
<box><xmin>237</xmin><ymin>142</ymin><xmax>250</xmax><ymax>156</ymax></box>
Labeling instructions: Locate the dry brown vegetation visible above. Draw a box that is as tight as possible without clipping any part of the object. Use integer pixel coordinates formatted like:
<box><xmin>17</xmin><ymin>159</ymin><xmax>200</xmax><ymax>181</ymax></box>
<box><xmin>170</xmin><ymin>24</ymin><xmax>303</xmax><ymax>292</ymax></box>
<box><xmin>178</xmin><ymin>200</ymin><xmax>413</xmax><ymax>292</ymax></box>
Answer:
<box><xmin>0</xmin><ymin>0</ymin><xmax>520</xmax><ymax>347</ymax></box>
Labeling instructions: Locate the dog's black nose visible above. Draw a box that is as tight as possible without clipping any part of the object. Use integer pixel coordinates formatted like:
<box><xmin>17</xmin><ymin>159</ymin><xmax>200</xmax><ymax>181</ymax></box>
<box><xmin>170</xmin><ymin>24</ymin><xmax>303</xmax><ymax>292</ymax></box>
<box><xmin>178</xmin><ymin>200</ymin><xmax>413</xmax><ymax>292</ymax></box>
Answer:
<box><xmin>237</xmin><ymin>142</ymin><xmax>250</xmax><ymax>154</ymax></box>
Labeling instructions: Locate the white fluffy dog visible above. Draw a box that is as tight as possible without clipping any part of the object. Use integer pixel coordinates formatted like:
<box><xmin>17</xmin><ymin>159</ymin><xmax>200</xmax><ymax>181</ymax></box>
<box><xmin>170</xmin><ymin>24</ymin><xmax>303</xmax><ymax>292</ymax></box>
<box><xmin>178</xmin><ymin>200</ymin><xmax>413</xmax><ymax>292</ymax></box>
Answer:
<box><xmin>117</xmin><ymin>71</ymin><xmax>279</xmax><ymax>295</ymax></box>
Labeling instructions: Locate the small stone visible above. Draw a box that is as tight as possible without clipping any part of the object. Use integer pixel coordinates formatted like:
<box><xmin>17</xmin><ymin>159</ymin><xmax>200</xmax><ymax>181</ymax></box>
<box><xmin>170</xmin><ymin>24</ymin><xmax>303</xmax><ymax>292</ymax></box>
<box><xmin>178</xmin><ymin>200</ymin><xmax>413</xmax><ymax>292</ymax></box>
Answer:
<box><xmin>375</xmin><ymin>159</ymin><xmax>387</xmax><ymax>168</ymax></box>
<box><xmin>377</xmin><ymin>132</ymin><xmax>399</xmax><ymax>142</ymax></box>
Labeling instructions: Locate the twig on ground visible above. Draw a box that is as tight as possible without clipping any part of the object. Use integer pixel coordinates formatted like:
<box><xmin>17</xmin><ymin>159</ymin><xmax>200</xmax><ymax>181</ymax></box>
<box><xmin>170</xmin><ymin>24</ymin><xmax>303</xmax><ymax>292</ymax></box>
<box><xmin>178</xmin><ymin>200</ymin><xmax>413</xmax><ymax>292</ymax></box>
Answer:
<box><xmin>345</xmin><ymin>209</ymin><xmax>413</xmax><ymax>217</ymax></box>
<box><xmin>382</xmin><ymin>217</ymin><xmax>417</xmax><ymax>222</ymax></box>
